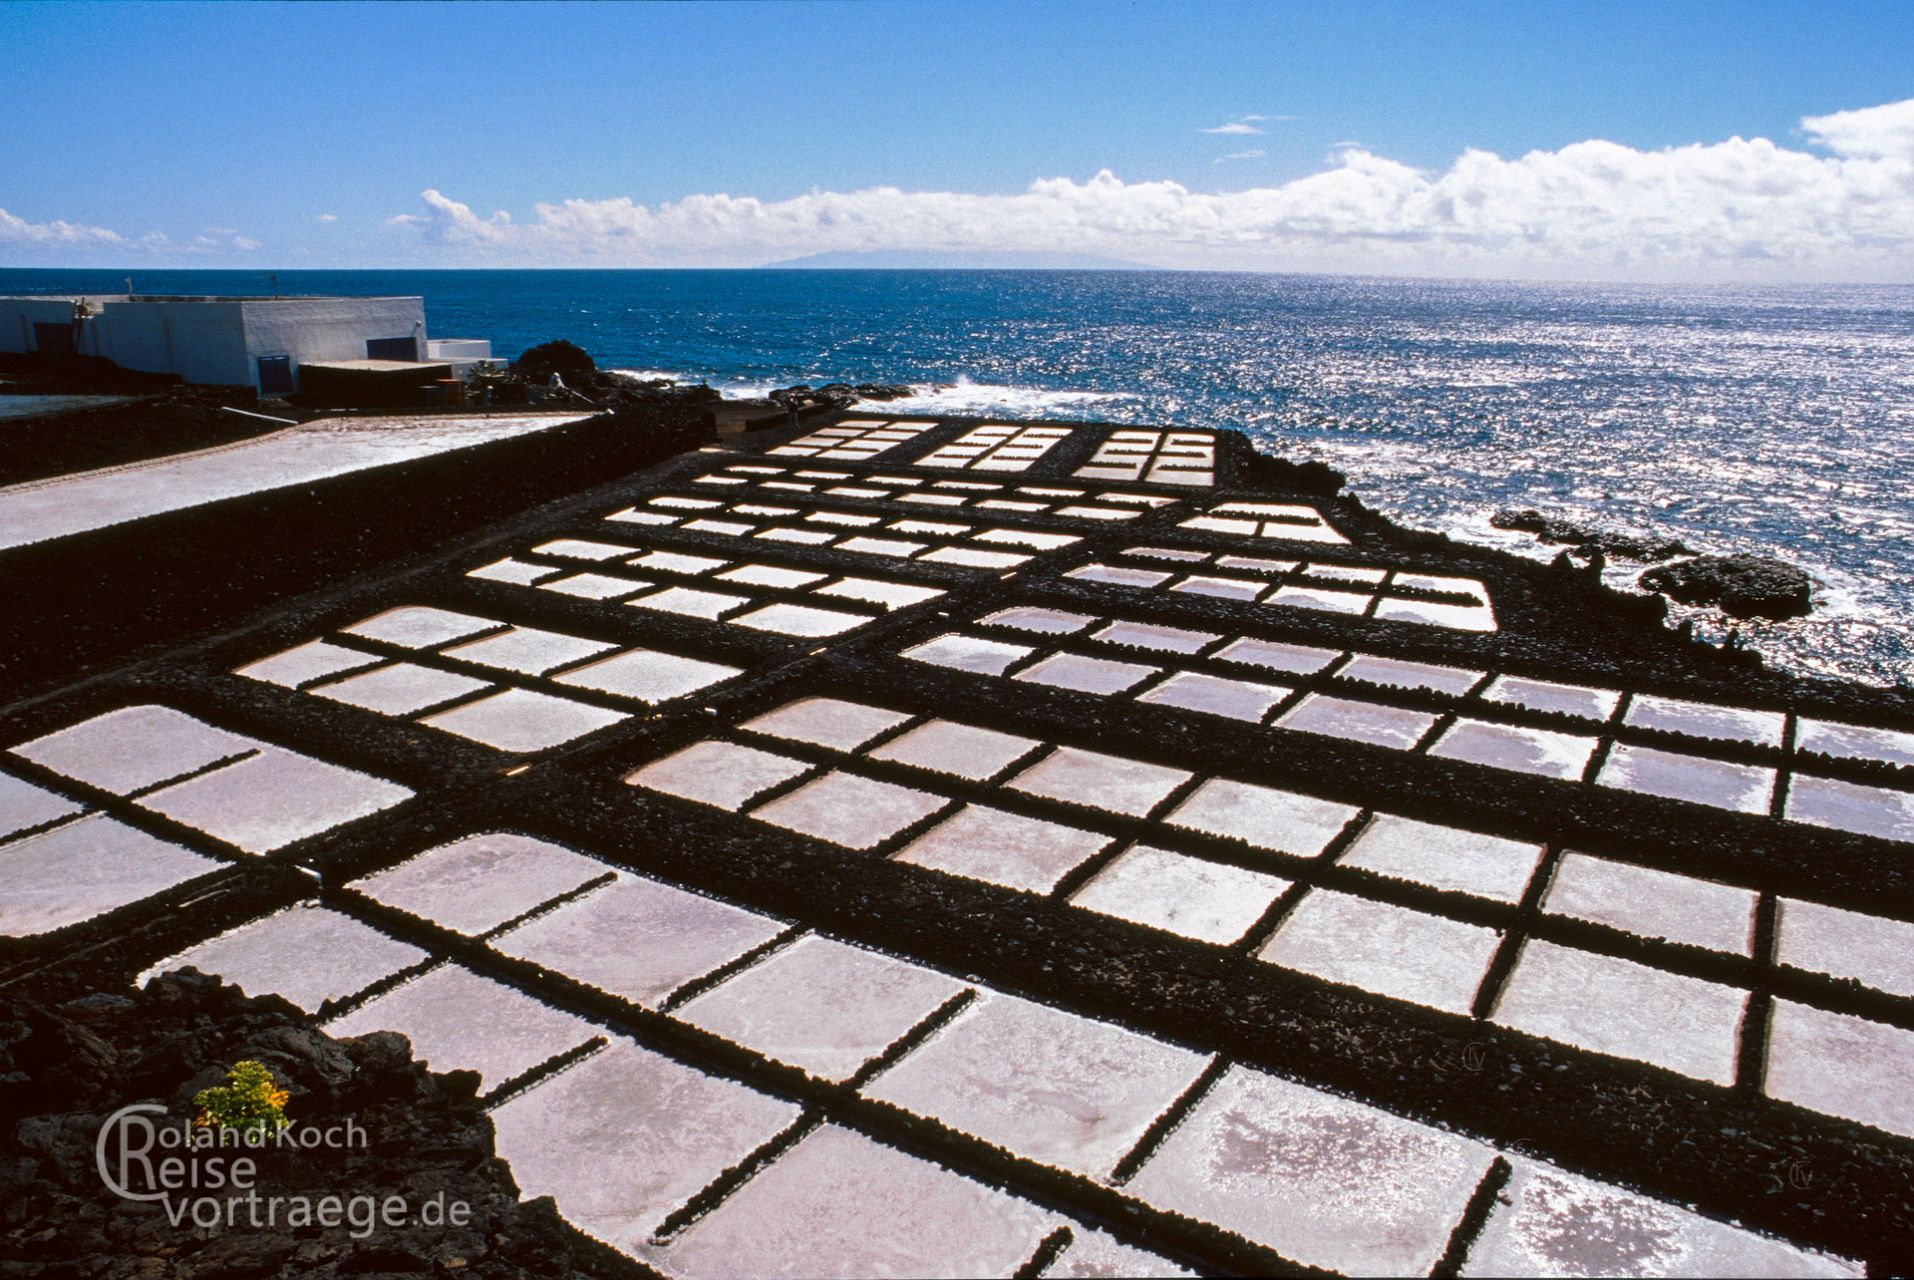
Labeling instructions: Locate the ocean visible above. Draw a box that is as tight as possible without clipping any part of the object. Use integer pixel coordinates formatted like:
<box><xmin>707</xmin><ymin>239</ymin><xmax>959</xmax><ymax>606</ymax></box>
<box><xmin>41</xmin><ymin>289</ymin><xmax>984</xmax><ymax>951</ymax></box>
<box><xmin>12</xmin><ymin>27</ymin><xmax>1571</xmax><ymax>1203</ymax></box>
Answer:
<box><xmin>4</xmin><ymin>267</ymin><xmax>1911</xmax><ymax>689</ymax></box>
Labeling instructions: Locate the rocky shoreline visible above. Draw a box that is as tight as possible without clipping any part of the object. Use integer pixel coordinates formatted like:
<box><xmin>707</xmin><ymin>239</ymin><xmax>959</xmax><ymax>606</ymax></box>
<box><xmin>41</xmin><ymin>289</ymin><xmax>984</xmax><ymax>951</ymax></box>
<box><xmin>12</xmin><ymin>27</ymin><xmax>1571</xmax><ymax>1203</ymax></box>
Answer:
<box><xmin>1491</xmin><ymin>508</ymin><xmax>1817</xmax><ymax>622</ymax></box>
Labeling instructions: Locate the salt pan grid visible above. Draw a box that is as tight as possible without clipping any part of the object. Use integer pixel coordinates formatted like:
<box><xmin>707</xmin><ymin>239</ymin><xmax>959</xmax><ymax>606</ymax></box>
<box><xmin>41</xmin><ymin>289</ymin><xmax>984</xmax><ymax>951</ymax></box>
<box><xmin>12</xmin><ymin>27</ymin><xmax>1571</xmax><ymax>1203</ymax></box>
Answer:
<box><xmin>621</xmin><ymin>695</ymin><xmax>1914</xmax><ymax>1114</ymax></box>
<box><xmin>1542</xmin><ymin>853</ymin><xmax>1757</xmax><ymax>954</ymax></box>
<box><xmin>1764</xmin><ymin>1001</ymin><xmax>1914</xmax><ymax>1141</ymax></box>
<box><xmin>144</xmin><ymin>905</ymin><xmax>428</xmax><ymax>1013</ymax></box>
<box><xmin>603</xmin><ymin>490</ymin><xmax>1081</xmax><ymax>570</ymax></box>
<box><xmin>7</xmin><ymin>704</ymin><xmax>410</xmax><ymax>856</ymax></box>
<box><xmin>1492</xmin><ymin>940</ymin><xmax>1749</xmax><ymax>1084</ymax></box>
<box><xmin>0</xmin><ymin>771</ymin><xmax>82</xmax><ymax>839</ymax></box>
<box><xmin>932</xmin><ymin>602</ymin><xmax>1914</xmax><ymax>841</ymax></box>
<box><xmin>129</xmin><ymin>814</ymin><xmax>1869</xmax><ymax>1274</ymax></box>
<box><xmin>351</xmin><ymin>832</ymin><xmax>610</xmax><ymax>935</ymax></box>
<box><xmin>1794</xmin><ymin>716</ymin><xmax>1914</xmax><ymax>768</ymax></box>
<box><xmin>324</xmin><ymin>962</ymin><xmax>601</xmax><ymax>1089</ymax></box>
<box><xmin>650</xmin><ymin>1124</ymin><xmax>1062</xmax><ymax>1279</ymax></box>
<box><xmin>491</xmin><ymin>873</ymin><xmax>788</xmax><ymax>1009</ymax></box>
<box><xmin>1075</xmin><ymin>429</ymin><xmax>1216</xmax><ymax>486</ymax></box>
<box><xmin>1043</xmin><ymin>1230</ymin><xmax>1196</xmax><ymax>1279</ymax></box>
<box><xmin>1180</xmin><ymin>499</ymin><xmax>1350</xmax><ymax>545</ymax></box>
<box><xmin>0</xmin><ymin>809</ymin><xmax>222</xmax><ymax>937</ymax></box>
<box><xmin>1128</xmin><ymin>1066</ymin><xmax>1494</xmax><ymax>1275</ymax></box>
<box><xmin>686</xmin><ymin>459</ymin><xmax>1181</xmax><ymax>522</ymax></box>
<box><xmin>917</xmin><ymin>422</ymin><xmax>1075</xmax><ymax>471</ymax></box>
<box><xmin>1063</xmin><ymin>544</ymin><xmax>1500</xmax><ymax>632</ymax></box>
<box><xmin>1460</xmin><ymin>1155</ymin><xmax>1861</xmax><ymax>1278</ymax></box>
<box><xmin>1257</xmin><ymin>888</ymin><xmax>1502</xmax><ymax>1015</ymax></box>
<box><xmin>675</xmin><ymin>934</ymin><xmax>966</xmax><ymax>1083</ymax></box>
<box><xmin>18</xmin><ymin>412</ymin><xmax>1912</xmax><ymax>1274</ymax></box>
<box><xmin>764</xmin><ymin>418</ymin><xmax>936</xmax><ymax>460</ymax></box>
<box><xmin>237</xmin><ymin>604</ymin><xmax>746</xmax><ymax>753</ymax></box>
<box><xmin>1775</xmin><ymin>897</ymin><xmax>1914</xmax><ymax>999</ymax></box>
<box><xmin>466</xmin><ymin>529</ymin><xmax>950</xmax><ymax>632</ymax></box>
<box><xmin>862</xmin><ymin>989</ymin><xmax>1212</xmax><ymax>1178</ymax></box>
<box><xmin>491</xmin><ymin>1039</ymin><xmax>802</xmax><ymax>1250</ymax></box>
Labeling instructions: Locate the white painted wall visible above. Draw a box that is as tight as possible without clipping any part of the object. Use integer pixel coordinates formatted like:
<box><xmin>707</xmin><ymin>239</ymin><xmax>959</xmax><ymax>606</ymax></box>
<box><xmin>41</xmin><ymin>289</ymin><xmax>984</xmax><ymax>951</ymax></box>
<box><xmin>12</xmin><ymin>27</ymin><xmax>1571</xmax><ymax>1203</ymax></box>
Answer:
<box><xmin>100</xmin><ymin>300</ymin><xmax>251</xmax><ymax>384</ymax></box>
<box><xmin>242</xmin><ymin>297</ymin><xmax>427</xmax><ymax>376</ymax></box>
<box><xmin>426</xmin><ymin>339</ymin><xmax>490</xmax><ymax>360</ymax></box>
<box><xmin>0</xmin><ymin>297</ymin><xmax>90</xmax><ymax>355</ymax></box>
<box><xmin>0</xmin><ymin>295</ymin><xmax>431</xmax><ymax>393</ymax></box>
<box><xmin>424</xmin><ymin>338</ymin><xmax>492</xmax><ymax>375</ymax></box>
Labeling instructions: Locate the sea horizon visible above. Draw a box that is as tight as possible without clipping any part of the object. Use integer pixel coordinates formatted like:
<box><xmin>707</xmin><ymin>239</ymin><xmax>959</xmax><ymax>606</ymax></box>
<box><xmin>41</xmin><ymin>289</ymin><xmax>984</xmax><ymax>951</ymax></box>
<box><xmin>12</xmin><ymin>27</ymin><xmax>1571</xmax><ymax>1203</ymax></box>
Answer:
<box><xmin>5</xmin><ymin>266</ymin><xmax>1911</xmax><ymax>690</ymax></box>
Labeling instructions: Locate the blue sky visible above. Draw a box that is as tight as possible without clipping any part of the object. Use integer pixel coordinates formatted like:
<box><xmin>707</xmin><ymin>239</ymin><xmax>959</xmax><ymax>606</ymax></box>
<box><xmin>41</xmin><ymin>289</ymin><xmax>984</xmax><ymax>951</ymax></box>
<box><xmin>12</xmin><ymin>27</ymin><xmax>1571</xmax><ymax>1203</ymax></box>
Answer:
<box><xmin>3</xmin><ymin>0</ymin><xmax>1912</xmax><ymax>278</ymax></box>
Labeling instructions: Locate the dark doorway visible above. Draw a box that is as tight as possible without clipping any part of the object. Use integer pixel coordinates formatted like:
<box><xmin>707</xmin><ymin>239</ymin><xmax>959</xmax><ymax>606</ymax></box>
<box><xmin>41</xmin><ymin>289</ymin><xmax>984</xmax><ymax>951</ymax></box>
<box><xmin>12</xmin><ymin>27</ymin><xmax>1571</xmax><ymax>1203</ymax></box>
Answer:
<box><xmin>366</xmin><ymin>336</ymin><xmax>419</xmax><ymax>361</ymax></box>
<box><xmin>32</xmin><ymin>323</ymin><xmax>75</xmax><ymax>360</ymax></box>
<box><xmin>257</xmin><ymin>354</ymin><xmax>294</xmax><ymax>395</ymax></box>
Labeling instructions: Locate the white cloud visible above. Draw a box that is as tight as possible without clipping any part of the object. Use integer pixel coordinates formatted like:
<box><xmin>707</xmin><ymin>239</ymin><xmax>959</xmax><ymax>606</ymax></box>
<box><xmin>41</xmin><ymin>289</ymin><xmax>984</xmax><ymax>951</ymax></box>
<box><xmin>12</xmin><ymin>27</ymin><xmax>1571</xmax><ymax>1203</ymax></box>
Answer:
<box><xmin>380</xmin><ymin>97</ymin><xmax>1914</xmax><ymax>279</ymax></box>
<box><xmin>0</xmin><ymin>211</ymin><xmax>260</xmax><ymax>260</ymax></box>
<box><xmin>386</xmin><ymin>189</ymin><xmax>511</xmax><ymax>242</ymax></box>
<box><xmin>1202</xmin><ymin>114</ymin><xmax>1291</xmax><ymax>135</ymax></box>
<box><xmin>1216</xmin><ymin>149</ymin><xmax>1267</xmax><ymax>164</ymax></box>
<box><xmin>316</xmin><ymin>213</ymin><xmax>339</xmax><ymax>224</ymax></box>
<box><xmin>186</xmin><ymin>228</ymin><xmax>260</xmax><ymax>254</ymax></box>
<box><xmin>0</xmin><ymin>208</ymin><xmax>126</xmax><ymax>248</ymax></box>
<box><xmin>9</xmin><ymin>98</ymin><xmax>1914</xmax><ymax>280</ymax></box>
<box><xmin>1801</xmin><ymin>97</ymin><xmax>1914</xmax><ymax>159</ymax></box>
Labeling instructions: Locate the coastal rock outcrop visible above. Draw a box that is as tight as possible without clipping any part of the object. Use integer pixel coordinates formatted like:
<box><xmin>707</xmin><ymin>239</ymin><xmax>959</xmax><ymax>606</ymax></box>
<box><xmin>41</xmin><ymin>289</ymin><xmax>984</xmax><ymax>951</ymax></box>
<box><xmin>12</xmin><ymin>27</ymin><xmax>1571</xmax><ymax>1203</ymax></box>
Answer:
<box><xmin>1492</xmin><ymin>508</ymin><xmax>1691</xmax><ymax>561</ymax></box>
<box><xmin>768</xmin><ymin>382</ymin><xmax>918</xmax><ymax>414</ymax></box>
<box><xmin>1638</xmin><ymin>554</ymin><xmax>1814</xmax><ymax>620</ymax></box>
<box><xmin>1244</xmin><ymin>450</ymin><xmax>1345</xmax><ymax>497</ymax></box>
<box><xmin>511</xmin><ymin>339</ymin><xmax>596</xmax><ymax>379</ymax></box>
<box><xmin>502</xmin><ymin>343</ymin><xmax>722</xmax><ymax>412</ymax></box>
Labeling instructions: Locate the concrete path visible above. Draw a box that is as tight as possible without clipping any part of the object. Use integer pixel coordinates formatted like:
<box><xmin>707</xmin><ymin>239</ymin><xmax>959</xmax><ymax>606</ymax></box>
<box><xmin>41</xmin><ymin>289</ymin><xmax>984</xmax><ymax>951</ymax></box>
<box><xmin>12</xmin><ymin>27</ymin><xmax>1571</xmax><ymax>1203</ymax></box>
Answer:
<box><xmin>0</xmin><ymin>410</ymin><xmax>591</xmax><ymax>551</ymax></box>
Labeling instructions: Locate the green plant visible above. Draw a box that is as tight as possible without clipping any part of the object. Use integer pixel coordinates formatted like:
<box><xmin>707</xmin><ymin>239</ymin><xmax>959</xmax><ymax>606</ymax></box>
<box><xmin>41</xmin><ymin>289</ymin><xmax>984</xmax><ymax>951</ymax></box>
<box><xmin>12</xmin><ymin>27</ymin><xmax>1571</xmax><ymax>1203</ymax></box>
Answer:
<box><xmin>193</xmin><ymin>1060</ymin><xmax>290</xmax><ymax>1136</ymax></box>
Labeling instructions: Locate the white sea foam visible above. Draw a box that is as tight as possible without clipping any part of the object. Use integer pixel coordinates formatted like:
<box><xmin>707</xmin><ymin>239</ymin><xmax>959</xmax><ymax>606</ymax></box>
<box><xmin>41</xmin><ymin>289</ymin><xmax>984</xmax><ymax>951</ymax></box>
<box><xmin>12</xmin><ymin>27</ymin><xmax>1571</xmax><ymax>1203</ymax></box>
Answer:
<box><xmin>611</xmin><ymin>369</ymin><xmax>810</xmax><ymax>399</ymax></box>
<box><xmin>894</xmin><ymin>376</ymin><xmax>1136</xmax><ymax>418</ymax></box>
<box><xmin>613</xmin><ymin>368</ymin><xmax>694</xmax><ymax>384</ymax></box>
<box><xmin>612</xmin><ymin>369</ymin><xmax>1135</xmax><ymax>419</ymax></box>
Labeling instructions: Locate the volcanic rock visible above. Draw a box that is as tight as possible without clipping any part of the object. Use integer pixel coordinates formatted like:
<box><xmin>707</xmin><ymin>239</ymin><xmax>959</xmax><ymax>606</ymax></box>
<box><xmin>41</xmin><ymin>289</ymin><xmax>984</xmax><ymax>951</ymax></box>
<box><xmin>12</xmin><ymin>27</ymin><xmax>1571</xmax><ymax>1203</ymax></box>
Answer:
<box><xmin>0</xmin><ymin>972</ymin><xmax>634</xmax><ymax>1279</ymax></box>
<box><xmin>511</xmin><ymin>340</ymin><xmax>596</xmax><ymax>380</ymax></box>
<box><xmin>1492</xmin><ymin>509</ymin><xmax>1692</xmax><ymax>562</ymax></box>
<box><xmin>1638</xmin><ymin>555</ymin><xmax>1814</xmax><ymax>620</ymax></box>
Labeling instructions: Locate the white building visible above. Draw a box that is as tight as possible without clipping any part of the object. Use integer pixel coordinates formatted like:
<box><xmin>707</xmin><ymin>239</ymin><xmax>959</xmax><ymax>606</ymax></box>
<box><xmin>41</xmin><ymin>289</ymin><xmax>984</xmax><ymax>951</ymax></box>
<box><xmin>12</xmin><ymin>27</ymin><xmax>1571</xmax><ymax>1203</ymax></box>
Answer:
<box><xmin>0</xmin><ymin>294</ymin><xmax>490</xmax><ymax>395</ymax></box>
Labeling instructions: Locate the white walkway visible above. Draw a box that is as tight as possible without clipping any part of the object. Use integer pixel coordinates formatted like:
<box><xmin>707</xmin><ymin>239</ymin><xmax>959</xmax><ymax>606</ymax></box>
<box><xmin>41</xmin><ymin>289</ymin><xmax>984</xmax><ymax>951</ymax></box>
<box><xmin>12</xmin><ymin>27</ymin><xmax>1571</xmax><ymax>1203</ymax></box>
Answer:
<box><xmin>0</xmin><ymin>411</ymin><xmax>592</xmax><ymax>551</ymax></box>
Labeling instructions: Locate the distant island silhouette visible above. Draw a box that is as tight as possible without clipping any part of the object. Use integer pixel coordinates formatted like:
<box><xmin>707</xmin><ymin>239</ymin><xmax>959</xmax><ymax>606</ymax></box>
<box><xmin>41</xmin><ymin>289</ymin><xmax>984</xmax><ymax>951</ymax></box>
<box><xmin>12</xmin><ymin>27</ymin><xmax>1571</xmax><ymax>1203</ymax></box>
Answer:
<box><xmin>757</xmin><ymin>249</ymin><xmax>1160</xmax><ymax>270</ymax></box>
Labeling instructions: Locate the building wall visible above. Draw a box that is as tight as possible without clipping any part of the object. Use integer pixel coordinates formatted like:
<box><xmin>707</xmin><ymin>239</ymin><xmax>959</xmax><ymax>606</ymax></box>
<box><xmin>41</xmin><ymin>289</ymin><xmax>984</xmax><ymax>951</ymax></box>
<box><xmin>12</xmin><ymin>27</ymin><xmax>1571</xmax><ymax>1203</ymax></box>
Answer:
<box><xmin>424</xmin><ymin>337</ymin><xmax>492</xmax><ymax>375</ymax></box>
<box><xmin>0</xmin><ymin>295</ymin><xmax>430</xmax><ymax>393</ymax></box>
<box><xmin>98</xmin><ymin>300</ymin><xmax>252</xmax><ymax>384</ymax></box>
<box><xmin>425</xmin><ymin>338</ymin><xmax>490</xmax><ymax>361</ymax></box>
<box><xmin>0</xmin><ymin>298</ymin><xmax>91</xmax><ymax>356</ymax></box>
<box><xmin>241</xmin><ymin>297</ymin><xmax>428</xmax><ymax>381</ymax></box>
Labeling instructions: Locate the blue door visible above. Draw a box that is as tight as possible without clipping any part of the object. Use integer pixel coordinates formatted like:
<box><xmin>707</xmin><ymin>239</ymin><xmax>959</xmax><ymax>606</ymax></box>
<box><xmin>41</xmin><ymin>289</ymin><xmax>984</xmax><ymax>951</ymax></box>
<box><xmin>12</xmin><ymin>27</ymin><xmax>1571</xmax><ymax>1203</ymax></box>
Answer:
<box><xmin>257</xmin><ymin>355</ymin><xmax>294</xmax><ymax>395</ymax></box>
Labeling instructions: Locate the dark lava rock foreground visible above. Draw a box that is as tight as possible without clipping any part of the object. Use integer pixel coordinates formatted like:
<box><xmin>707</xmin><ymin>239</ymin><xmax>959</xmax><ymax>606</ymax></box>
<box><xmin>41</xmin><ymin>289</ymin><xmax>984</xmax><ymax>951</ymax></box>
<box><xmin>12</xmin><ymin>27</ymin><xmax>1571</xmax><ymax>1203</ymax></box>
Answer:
<box><xmin>0</xmin><ymin>971</ymin><xmax>636</xmax><ymax>1280</ymax></box>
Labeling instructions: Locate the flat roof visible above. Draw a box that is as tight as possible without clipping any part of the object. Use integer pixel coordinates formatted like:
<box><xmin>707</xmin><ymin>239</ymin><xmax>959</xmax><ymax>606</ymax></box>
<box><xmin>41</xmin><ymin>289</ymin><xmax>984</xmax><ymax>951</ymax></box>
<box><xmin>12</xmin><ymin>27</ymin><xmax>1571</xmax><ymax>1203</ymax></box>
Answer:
<box><xmin>0</xmin><ymin>294</ymin><xmax>422</xmax><ymax>304</ymax></box>
<box><xmin>302</xmin><ymin>360</ymin><xmax>453</xmax><ymax>373</ymax></box>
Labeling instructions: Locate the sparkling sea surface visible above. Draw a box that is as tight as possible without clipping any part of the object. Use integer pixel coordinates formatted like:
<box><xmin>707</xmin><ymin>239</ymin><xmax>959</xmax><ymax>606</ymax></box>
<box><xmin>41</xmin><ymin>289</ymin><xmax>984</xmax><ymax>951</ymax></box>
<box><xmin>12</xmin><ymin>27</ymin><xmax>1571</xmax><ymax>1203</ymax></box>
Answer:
<box><xmin>6</xmin><ymin>268</ymin><xmax>1911</xmax><ymax>688</ymax></box>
